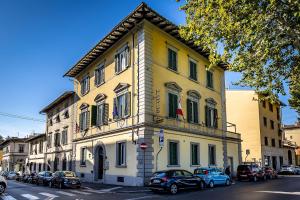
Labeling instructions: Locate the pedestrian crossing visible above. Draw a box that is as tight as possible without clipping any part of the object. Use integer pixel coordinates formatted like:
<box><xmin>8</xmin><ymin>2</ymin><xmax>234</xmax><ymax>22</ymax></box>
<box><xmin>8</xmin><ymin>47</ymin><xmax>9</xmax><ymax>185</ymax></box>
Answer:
<box><xmin>0</xmin><ymin>187</ymin><xmax>122</xmax><ymax>200</ymax></box>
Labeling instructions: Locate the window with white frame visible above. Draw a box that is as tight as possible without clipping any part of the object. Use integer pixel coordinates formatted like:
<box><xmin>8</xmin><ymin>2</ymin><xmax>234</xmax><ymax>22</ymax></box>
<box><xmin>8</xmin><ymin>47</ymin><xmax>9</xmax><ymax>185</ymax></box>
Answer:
<box><xmin>205</xmin><ymin>99</ymin><xmax>218</xmax><ymax>128</ymax></box>
<box><xmin>208</xmin><ymin>144</ymin><xmax>216</xmax><ymax>166</ymax></box>
<box><xmin>116</xmin><ymin>141</ymin><xmax>126</xmax><ymax>166</ymax></box>
<box><xmin>39</xmin><ymin>140</ymin><xmax>43</xmax><ymax>153</ymax></box>
<box><xmin>206</xmin><ymin>70</ymin><xmax>214</xmax><ymax>88</ymax></box>
<box><xmin>62</xmin><ymin>128</ymin><xmax>68</xmax><ymax>145</ymax></box>
<box><xmin>80</xmin><ymin>147</ymin><xmax>86</xmax><ymax>166</ymax></box>
<box><xmin>95</xmin><ymin>63</ymin><xmax>105</xmax><ymax>86</ymax></box>
<box><xmin>96</xmin><ymin>103</ymin><xmax>109</xmax><ymax>126</ymax></box>
<box><xmin>189</xmin><ymin>59</ymin><xmax>197</xmax><ymax>81</ymax></box>
<box><xmin>113</xmin><ymin>92</ymin><xmax>131</xmax><ymax>119</ymax></box>
<box><xmin>81</xmin><ymin>75</ymin><xmax>90</xmax><ymax>96</ymax></box>
<box><xmin>115</xmin><ymin>45</ymin><xmax>130</xmax><ymax>73</ymax></box>
<box><xmin>19</xmin><ymin>144</ymin><xmax>24</xmax><ymax>153</ymax></box>
<box><xmin>187</xmin><ymin>98</ymin><xmax>199</xmax><ymax>123</ymax></box>
<box><xmin>54</xmin><ymin>132</ymin><xmax>60</xmax><ymax>147</ymax></box>
<box><xmin>79</xmin><ymin>107</ymin><xmax>89</xmax><ymax>131</ymax></box>
<box><xmin>168</xmin><ymin>48</ymin><xmax>177</xmax><ymax>71</ymax></box>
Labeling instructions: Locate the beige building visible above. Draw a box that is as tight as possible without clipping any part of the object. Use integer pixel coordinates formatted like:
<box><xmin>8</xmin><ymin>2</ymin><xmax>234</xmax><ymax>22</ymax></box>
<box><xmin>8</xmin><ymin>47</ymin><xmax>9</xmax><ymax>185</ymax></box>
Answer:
<box><xmin>0</xmin><ymin>138</ymin><xmax>28</xmax><ymax>172</ymax></box>
<box><xmin>26</xmin><ymin>134</ymin><xmax>46</xmax><ymax>173</ymax></box>
<box><xmin>283</xmin><ymin>122</ymin><xmax>300</xmax><ymax>165</ymax></box>
<box><xmin>226</xmin><ymin>90</ymin><xmax>286</xmax><ymax>169</ymax></box>
<box><xmin>40</xmin><ymin>91</ymin><xmax>76</xmax><ymax>172</ymax></box>
<box><xmin>63</xmin><ymin>3</ymin><xmax>241</xmax><ymax>186</ymax></box>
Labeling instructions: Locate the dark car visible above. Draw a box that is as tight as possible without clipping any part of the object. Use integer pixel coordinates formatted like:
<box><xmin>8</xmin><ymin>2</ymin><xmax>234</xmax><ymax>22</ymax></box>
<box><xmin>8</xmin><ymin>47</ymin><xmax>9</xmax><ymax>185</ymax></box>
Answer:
<box><xmin>36</xmin><ymin>171</ymin><xmax>53</xmax><ymax>186</ymax></box>
<box><xmin>263</xmin><ymin>167</ymin><xmax>278</xmax><ymax>179</ymax></box>
<box><xmin>237</xmin><ymin>164</ymin><xmax>266</xmax><ymax>182</ymax></box>
<box><xmin>149</xmin><ymin>170</ymin><xmax>205</xmax><ymax>194</ymax></box>
<box><xmin>49</xmin><ymin>171</ymin><xmax>81</xmax><ymax>189</ymax></box>
<box><xmin>21</xmin><ymin>173</ymin><xmax>31</xmax><ymax>183</ymax></box>
<box><xmin>27</xmin><ymin>172</ymin><xmax>38</xmax><ymax>184</ymax></box>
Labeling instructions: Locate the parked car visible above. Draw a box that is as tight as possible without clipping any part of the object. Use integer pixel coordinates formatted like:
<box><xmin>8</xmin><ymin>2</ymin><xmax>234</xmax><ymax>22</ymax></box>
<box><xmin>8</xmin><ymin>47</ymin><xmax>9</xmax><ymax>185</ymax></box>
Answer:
<box><xmin>21</xmin><ymin>172</ymin><xmax>31</xmax><ymax>183</ymax></box>
<box><xmin>27</xmin><ymin>172</ymin><xmax>38</xmax><ymax>184</ymax></box>
<box><xmin>15</xmin><ymin>173</ymin><xmax>22</xmax><ymax>181</ymax></box>
<box><xmin>263</xmin><ymin>167</ymin><xmax>278</xmax><ymax>179</ymax></box>
<box><xmin>279</xmin><ymin>165</ymin><xmax>295</xmax><ymax>175</ymax></box>
<box><xmin>194</xmin><ymin>167</ymin><xmax>231</xmax><ymax>188</ymax></box>
<box><xmin>237</xmin><ymin>164</ymin><xmax>266</xmax><ymax>182</ymax></box>
<box><xmin>6</xmin><ymin>171</ymin><xmax>17</xmax><ymax>180</ymax></box>
<box><xmin>36</xmin><ymin>171</ymin><xmax>53</xmax><ymax>186</ymax></box>
<box><xmin>0</xmin><ymin>176</ymin><xmax>7</xmax><ymax>194</ymax></box>
<box><xmin>49</xmin><ymin>171</ymin><xmax>81</xmax><ymax>189</ymax></box>
<box><xmin>294</xmin><ymin>166</ymin><xmax>300</xmax><ymax>175</ymax></box>
<box><xmin>149</xmin><ymin>170</ymin><xmax>205</xmax><ymax>194</ymax></box>
<box><xmin>0</xmin><ymin>171</ymin><xmax>8</xmax><ymax>178</ymax></box>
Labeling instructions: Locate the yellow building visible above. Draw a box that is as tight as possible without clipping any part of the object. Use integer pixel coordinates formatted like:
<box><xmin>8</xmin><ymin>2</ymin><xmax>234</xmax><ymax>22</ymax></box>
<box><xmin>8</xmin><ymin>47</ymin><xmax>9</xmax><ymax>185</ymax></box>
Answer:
<box><xmin>64</xmin><ymin>3</ymin><xmax>241</xmax><ymax>186</ymax></box>
<box><xmin>226</xmin><ymin>90</ymin><xmax>290</xmax><ymax>169</ymax></box>
<box><xmin>283</xmin><ymin>123</ymin><xmax>300</xmax><ymax>165</ymax></box>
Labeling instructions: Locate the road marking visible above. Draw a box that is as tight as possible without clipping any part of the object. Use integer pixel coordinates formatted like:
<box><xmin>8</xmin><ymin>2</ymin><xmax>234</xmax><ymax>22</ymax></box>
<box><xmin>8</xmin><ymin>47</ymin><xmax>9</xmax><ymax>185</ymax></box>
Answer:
<box><xmin>39</xmin><ymin>193</ymin><xmax>59</xmax><ymax>198</ymax></box>
<box><xmin>56</xmin><ymin>191</ymin><xmax>76</xmax><ymax>197</ymax></box>
<box><xmin>21</xmin><ymin>194</ymin><xmax>39</xmax><ymax>200</ymax></box>
<box><xmin>69</xmin><ymin>190</ymin><xmax>91</xmax><ymax>195</ymax></box>
<box><xmin>82</xmin><ymin>187</ymin><xmax>122</xmax><ymax>194</ymax></box>
<box><xmin>1</xmin><ymin>195</ymin><xmax>17</xmax><ymax>200</ymax></box>
<box><xmin>100</xmin><ymin>186</ymin><xmax>122</xmax><ymax>192</ymax></box>
<box><xmin>257</xmin><ymin>191</ymin><xmax>300</xmax><ymax>195</ymax></box>
<box><xmin>125</xmin><ymin>196</ymin><xmax>157</xmax><ymax>200</ymax></box>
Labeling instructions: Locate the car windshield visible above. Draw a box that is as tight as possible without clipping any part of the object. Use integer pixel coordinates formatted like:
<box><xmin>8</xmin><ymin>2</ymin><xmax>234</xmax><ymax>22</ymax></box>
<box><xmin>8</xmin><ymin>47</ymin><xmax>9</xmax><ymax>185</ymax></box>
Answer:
<box><xmin>194</xmin><ymin>169</ymin><xmax>209</xmax><ymax>174</ymax></box>
<box><xmin>152</xmin><ymin>172</ymin><xmax>166</xmax><ymax>178</ymax></box>
<box><xmin>63</xmin><ymin>172</ymin><xmax>76</xmax><ymax>177</ymax></box>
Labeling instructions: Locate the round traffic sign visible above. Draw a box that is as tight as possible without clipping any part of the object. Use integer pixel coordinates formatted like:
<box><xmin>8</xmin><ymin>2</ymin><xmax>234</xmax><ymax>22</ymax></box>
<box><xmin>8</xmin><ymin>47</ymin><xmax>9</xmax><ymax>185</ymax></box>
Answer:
<box><xmin>140</xmin><ymin>142</ymin><xmax>148</xmax><ymax>150</ymax></box>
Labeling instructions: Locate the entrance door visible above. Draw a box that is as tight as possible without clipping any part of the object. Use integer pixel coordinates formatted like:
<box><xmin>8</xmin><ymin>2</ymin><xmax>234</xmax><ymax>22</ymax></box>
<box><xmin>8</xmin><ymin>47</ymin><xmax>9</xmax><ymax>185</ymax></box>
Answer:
<box><xmin>272</xmin><ymin>156</ymin><xmax>277</xmax><ymax>170</ymax></box>
<box><xmin>98</xmin><ymin>147</ymin><xmax>104</xmax><ymax>180</ymax></box>
<box><xmin>227</xmin><ymin>157</ymin><xmax>234</xmax><ymax>176</ymax></box>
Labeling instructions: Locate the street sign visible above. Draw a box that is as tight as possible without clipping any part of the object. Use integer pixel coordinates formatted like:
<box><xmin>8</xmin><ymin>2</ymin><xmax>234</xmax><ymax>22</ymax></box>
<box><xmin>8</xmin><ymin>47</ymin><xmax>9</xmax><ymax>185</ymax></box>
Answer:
<box><xmin>140</xmin><ymin>143</ymin><xmax>148</xmax><ymax>150</ymax></box>
<box><xmin>159</xmin><ymin>129</ymin><xmax>164</xmax><ymax>147</ymax></box>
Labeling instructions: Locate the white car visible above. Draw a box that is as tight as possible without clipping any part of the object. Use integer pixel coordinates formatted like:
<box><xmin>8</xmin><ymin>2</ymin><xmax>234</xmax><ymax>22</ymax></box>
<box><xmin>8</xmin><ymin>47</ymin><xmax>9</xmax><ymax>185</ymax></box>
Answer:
<box><xmin>0</xmin><ymin>176</ymin><xmax>7</xmax><ymax>194</ymax></box>
<box><xmin>6</xmin><ymin>172</ymin><xmax>17</xmax><ymax>180</ymax></box>
<box><xmin>280</xmin><ymin>165</ymin><xmax>295</xmax><ymax>175</ymax></box>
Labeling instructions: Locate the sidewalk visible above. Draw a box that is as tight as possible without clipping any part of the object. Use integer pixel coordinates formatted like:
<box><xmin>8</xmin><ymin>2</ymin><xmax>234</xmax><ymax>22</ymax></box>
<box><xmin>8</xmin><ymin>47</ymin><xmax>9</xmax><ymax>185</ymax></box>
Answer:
<box><xmin>81</xmin><ymin>182</ymin><xmax>151</xmax><ymax>193</ymax></box>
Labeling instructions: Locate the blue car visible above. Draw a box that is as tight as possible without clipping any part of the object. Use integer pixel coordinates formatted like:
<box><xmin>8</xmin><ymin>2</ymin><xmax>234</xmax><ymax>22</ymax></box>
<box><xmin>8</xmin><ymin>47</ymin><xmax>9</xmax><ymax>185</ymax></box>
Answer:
<box><xmin>194</xmin><ymin>167</ymin><xmax>231</xmax><ymax>188</ymax></box>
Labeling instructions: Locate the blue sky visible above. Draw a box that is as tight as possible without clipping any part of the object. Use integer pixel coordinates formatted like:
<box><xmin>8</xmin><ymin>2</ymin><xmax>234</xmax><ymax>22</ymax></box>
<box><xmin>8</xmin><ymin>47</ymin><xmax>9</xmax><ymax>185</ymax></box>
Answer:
<box><xmin>0</xmin><ymin>0</ymin><xmax>297</xmax><ymax>138</ymax></box>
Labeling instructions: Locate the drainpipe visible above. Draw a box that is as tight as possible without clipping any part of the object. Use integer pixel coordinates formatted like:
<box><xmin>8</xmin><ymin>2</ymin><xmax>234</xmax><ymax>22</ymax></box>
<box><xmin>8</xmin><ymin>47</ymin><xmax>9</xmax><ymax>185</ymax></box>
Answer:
<box><xmin>131</xmin><ymin>32</ymin><xmax>136</xmax><ymax>144</ymax></box>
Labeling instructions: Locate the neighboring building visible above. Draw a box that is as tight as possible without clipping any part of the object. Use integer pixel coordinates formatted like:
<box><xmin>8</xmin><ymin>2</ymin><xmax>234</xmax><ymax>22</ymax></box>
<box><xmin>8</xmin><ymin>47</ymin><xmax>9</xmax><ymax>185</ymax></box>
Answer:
<box><xmin>26</xmin><ymin>134</ymin><xmax>46</xmax><ymax>173</ymax></box>
<box><xmin>226</xmin><ymin>90</ymin><xmax>286</xmax><ymax>169</ymax></box>
<box><xmin>40</xmin><ymin>91</ymin><xmax>76</xmax><ymax>172</ymax></box>
<box><xmin>283</xmin><ymin>122</ymin><xmax>300</xmax><ymax>165</ymax></box>
<box><xmin>64</xmin><ymin>3</ymin><xmax>241</xmax><ymax>186</ymax></box>
<box><xmin>0</xmin><ymin>138</ymin><xmax>28</xmax><ymax>172</ymax></box>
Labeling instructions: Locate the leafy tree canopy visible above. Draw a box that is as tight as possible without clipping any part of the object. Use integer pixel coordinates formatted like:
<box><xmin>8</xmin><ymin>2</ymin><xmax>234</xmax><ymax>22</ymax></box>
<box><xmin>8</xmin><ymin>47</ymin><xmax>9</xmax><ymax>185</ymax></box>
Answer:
<box><xmin>178</xmin><ymin>0</ymin><xmax>300</xmax><ymax>114</ymax></box>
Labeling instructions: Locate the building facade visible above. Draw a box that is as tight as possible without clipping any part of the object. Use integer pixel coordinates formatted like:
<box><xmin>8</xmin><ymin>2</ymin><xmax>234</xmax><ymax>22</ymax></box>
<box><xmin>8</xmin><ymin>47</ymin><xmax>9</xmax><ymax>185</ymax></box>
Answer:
<box><xmin>64</xmin><ymin>3</ymin><xmax>241</xmax><ymax>186</ymax></box>
<box><xmin>226</xmin><ymin>90</ymin><xmax>288</xmax><ymax>169</ymax></box>
<box><xmin>0</xmin><ymin>138</ymin><xmax>28</xmax><ymax>172</ymax></box>
<box><xmin>283</xmin><ymin>123</ymin><xmax>300</xmax><ymax>165</ymax></box>
<box><xmin>40</xmin><ymin>91</ymin><xmax>76</xmax><ymax>172</ymax></box>
<box><xmin>26</xmin><ymin>134</ymin><xmax>47</xmax><ymax>173</ymax></box>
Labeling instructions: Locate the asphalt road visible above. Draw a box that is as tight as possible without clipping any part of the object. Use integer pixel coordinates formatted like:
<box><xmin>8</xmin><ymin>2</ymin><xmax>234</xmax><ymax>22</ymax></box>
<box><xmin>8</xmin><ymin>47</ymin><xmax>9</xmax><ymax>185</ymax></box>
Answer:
<box><xmin>2</xmin><ymin>176</ymin><xmax>300</xmax><ymax>200</ymax></box>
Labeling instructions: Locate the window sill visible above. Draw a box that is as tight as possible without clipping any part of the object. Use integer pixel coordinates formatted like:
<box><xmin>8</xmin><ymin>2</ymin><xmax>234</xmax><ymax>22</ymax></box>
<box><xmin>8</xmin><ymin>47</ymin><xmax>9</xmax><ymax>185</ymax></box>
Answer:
<box><xmin>206</xmin><ymin>86</ymin><xmax>214</xmax><ymax>91</ymax></box>
<box><xmin>188</xmin><ymin>77</ymin><xmax>198</xmax><ymax>83</ymax></box>
<box><xmin>95</xmin><ymin>81</ymin><xmax>105</xmax><ymax>88</ymax></box>
<box><xmin>114</xmin><ymin>115</ymin><xmax>130</xmax><ymax>122</ymax></box>
<box><xmin>190</xmin><ymin>164</ymin><xmax>201</xmax><ymax>167</ymax></box>
<box><xmin>167</xmin><ymin>164</ymin><xmax>181</xmax><ymax>167</ymax></box>
<box><xmin>166</xmin><ymin>67</ymin><xmax>179</xmax><ymax>74</ymax></box>
<box><xmin>115</xmin><ymin>66</ymin><xmax>130</xmax><ymax>76</ymax></box>
<box><xmin>115</xmin><ymin>165</ymin><xmax>127</xmax><ymax>168</ymax></box>
<box><xmin>81</xmin><ymin>91</ymin><xmax>90</xmax><ymax>97</ymax></box>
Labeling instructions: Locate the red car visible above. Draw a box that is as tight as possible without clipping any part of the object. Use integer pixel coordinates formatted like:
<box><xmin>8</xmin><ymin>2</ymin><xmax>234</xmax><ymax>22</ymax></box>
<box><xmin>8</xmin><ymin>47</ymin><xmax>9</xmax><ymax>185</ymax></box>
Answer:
<box><xmin>263</xmin><ymin>167</ymin><xmax>278</xmax><ymax>179</ymax></box>
<box><xmin>237</xmin><ymin>164</ymin><xmax>266</xmax><ymax>182</ymax></box>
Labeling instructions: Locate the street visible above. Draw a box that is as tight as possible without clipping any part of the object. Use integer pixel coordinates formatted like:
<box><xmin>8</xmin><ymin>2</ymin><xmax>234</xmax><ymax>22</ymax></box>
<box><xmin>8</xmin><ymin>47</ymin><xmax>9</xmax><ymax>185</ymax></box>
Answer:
<box><xmin>1</xmin><ymin>176</ymin><xmax>300</xmax><ymax>200</ymax></box>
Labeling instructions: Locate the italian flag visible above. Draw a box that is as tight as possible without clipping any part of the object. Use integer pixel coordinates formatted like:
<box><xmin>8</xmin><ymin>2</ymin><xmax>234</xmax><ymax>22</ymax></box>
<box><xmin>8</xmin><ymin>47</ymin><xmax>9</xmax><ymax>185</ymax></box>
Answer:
<box><xmin>176</xmin><ymin>96</ymin><xmax>184</xmax><ymax>118</ymax></box>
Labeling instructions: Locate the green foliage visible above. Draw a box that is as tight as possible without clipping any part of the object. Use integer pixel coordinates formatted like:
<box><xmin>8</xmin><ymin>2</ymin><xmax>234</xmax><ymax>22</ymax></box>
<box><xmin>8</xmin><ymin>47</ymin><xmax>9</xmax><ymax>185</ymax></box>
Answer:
<box><xmin>178</xmin><ymin>0</ymin><xmax>300</xmax><ymax>115</ymax></box>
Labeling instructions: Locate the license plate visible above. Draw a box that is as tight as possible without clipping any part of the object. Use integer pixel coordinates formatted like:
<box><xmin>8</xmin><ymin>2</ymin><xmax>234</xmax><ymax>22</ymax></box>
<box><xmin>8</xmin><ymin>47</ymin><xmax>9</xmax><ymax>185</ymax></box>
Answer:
<box><xmin>72</xmin><ymin>181</ymin><xmax>76</xmax><ymax>184</ymax></box>
<box><xmin>153</xmin><ymin>179</ymin><xmax>160</xmax><ymax>183</ymax></box>
<box><xmin>240</xmin><ymin>175</ymin><xmax>247</xmax><ymax>177</ymax></box>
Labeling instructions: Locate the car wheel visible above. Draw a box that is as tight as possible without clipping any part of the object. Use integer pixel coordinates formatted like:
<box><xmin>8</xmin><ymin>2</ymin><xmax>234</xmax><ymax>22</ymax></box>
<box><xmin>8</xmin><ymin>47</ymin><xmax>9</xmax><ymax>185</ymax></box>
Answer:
<box><xmin>253</xmin><ymin>176</ymin><xmax>257</xmax><ymax>182</ymax></box>
<box><xmin>225</xmin><ymin>179</ymin><xmax>230</xmax><ymax>186</ymax></box>
<box><xmin>170</xmin><ymin>184</ymin><xmax>178</xmax><ymax>195</ymax></box>
<box><xmin>0</xmin><ymin>183</ymin><xmax>6</xmax><ymax>194</ymax></box>
<box><xmin>199</xmin><ymin>181</ymin><xmax>205</xmax><ymax>190</ymax></box>
<box><xmin>208</xmin><ymin>181</ymin><xmax>214</xmax><ymax>188</ymax></box>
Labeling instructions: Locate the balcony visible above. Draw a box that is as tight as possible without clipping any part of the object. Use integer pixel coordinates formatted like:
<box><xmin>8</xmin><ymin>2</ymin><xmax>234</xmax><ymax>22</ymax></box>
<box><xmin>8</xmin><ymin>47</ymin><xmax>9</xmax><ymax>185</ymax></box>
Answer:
<box><xmin>151</xmin><ymin>114</ymin><xmax>241</xmax><ymax>140</ymax></box>
<box><xmin>283</xmin><ymin>140</ymin><xmax>297</xmax><ymax>148</ymax></box>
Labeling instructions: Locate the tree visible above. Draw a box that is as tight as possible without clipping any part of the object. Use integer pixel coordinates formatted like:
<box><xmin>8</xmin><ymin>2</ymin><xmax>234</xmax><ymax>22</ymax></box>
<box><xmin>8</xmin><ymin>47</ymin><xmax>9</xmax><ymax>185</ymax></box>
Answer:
<box><xmin>178</xmin><ymin>0</ymin><xmax>300</xmax><ymax>114</ymax></box>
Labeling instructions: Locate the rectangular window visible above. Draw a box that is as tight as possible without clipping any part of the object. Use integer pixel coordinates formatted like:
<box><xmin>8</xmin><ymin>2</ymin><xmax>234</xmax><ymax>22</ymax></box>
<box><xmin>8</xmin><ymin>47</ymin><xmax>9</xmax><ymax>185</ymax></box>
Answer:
<box><xmin>262</xmin><ymin>100</ymin><xmax>266</xmax><ymax>108</ymax></box>
<box><xmin>264</xmin><ymin>137</ymin><xmax>268</xmax><ymax>146</ymax></box>
<box><xmin>269</xmin><ymin>102</ymin><xmax>273</xmax><ymax>112</ymax></box>
<box><xmin>47</xmin><ymin>133</ymin><xmax>52</xmax><ymax>148</ymax></box>
<box><xmin>205</xmin><ymin>106</ymin><xmax>218</xmax><ymax>128</ymax></box>
<box><xmin>169</xmin><ymin>141</ymin><xmax>179</xmax><ymax>166</ymax></box>
<box><xmin>79</xmin><ymin>109</ymin><xmax>89</xmax><ymax>131</ymax></box>
<box><xmin>113</xmin><ymin>92</ymin><xmax>131</xmax><ymax>119</ymax></box>
<box><xmin>189</xmin><ymin>60</ymin><xmax>197</xmax><ymax>80</ymax></box>
<box><xmin>54</xmin><ymin>132</ymin><xmax>60</xmax><ymax>147</ymax></box>
<box><xmin>279</xmin><ymin>156</ymin><xmax>283</xmax><ymax>167</ymax></box>
<box><xmin>62</xmin><ymin>129</ymin><xmax>68</xmax><ymax>145</ymax></box>
<box><xmin>80</xmin><ymin>75</ymin><xmax>90</xmax><ymax>96</ymax></box>
<box><xmin>19</xmin><ymin>144</ymin><xmax>24</xmax><ymax>153</ymax></box>
<box><xmin>168</xmin><ymin>48</ymin><xmax>177</xmax><ymax>71</ymax></box>
<box><xmin>276</xmin><ymin>107</ymin><xmax>280</xmax><ymax>120</ymax></box>
<box><xmin>270</xmin><ymin>120</ymin><xmax>274</xmax><ymax>129</ymax></box>
<box><xmin>208</xmin><ymin>145</ymin><xmax>216</xmax><ymax>166</ymax></box>
<box><xmin>115</xmin><ymin>45</ymin><xmax>130</xmax><ymax>73</ymax></box>
<box><xmin>271</xmin><ymin>138</ymin><xmax>276</xmax><ymax>147</ymax></box>
<box><xmin>39</xmin><ymin>140</ymin><xmax>43</xmax><ymax>153</ymax></box>
<box><xmin>80</xmin><ymin>147</ymin><xmax>86</xmax><ymax>166</ymax></box>
<box><xmin>191</xmin><ymin>143</ymin><xmax>200</xmax><ymax>166</ymax></box>
<box><xmin>206</xmin><ymin>70</ymin><xmax>214</xmax><ymax>88</ymax></box>
<box><xmin>168</xmin><ymin>93</ymin><xmax>178</xmax><ymax>118</ymax></box>
<box><xmin>264</xmin><ymin>155</ymin><xmax>270</xmax><ymax>166</ymax></box>
<box><xmin>279</xmin><ymin>140</ymin><xmax>282</xmax><ymax>148</ymax></box>
<box><xmin>263</xmin><ymin>117</ymin><xmax>267</xmax><ymax>127</ymax></box>
<box><xmin>116</xmin><ymin>142</ymin><xmax>126</xmax><ymax>166</ymax></box>
<box><xmin>95</xmin><ymin>63</ymin><xmax>105</xmax><ymax>86</ymax></box>
<box><xmin>96</xmin><ymin>103</ymin><xmax>109</xmax><ymax>125</ymax></box>
<box><xmin>187</xmin><ymin>99</ymin><xmax>199</xmax><ymax>123</ymax></box>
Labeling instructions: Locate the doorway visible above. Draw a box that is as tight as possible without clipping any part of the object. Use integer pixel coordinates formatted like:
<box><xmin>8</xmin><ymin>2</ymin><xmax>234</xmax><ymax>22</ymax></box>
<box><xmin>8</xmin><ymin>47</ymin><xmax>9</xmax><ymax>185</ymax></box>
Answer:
<box><xmin>94</xmin><ymin>145</ymin><xmax>105</xmax><ymax>181</ymax></box>
<box><xmin>227</xmin><ymin>157</ymin><xmax>234</xmax><ymax>176</ymax></box>
<box><xmin>272</xmin><ymin>156</ymin><xmax>277</xmax><ymax>170</ymax></box>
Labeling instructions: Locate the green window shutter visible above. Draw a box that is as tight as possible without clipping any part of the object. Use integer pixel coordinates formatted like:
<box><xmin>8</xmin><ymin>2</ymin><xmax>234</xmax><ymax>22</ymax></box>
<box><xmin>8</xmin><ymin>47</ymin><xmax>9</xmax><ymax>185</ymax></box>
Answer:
<box><xmin>94</xmin><ymin>69</ymin><xmax>98</xmax><ymax>86</ymax></box>
<box><xmin>125</xmin><ymin>46</ymin><xmax>130</xmax><ymax>67</ymax></box>
<box><xmin>174</xmin><ymin>94</ymin><xmax>178</xmax><ymax>117</ymax></box>
<box><xmin>168</xmin><ymin>93</ymin><xmax>173</xmax><ymax>118</ymax></box>
<box><xmin>79</xmin><ymin>113</ymin><xmax>83</xmax><ymax>131</ymax></box>
<box><xmin>173</xmin><ymin>51</ymin><xmax>177</xmax><ymax>71</ymax></box>
<box><xmin>168</xmin><ymin>49</ymin><xmax>172</xmax><ymax>69</ymax></box>
<box><xmin>115</xmin><ymin>54</ymin><xmax>119</xmax><ymax>73</ymax></box>
<box><xmin>91</xmin><ymin>105</ymin><xmax>97</xmax><ymax>126</ymax></box>
<box><xmin>125</xmin><ymin>92</ymin><xmax>131</xmax><ymax>117</ymax></box>
<box><xmin>214</xmin><ymin>108</ymin><xmax>218</xmax><ymax>128</ymax></box>
<box><xmin>86</xmin><ymin>111</ymin><xmax>90</xmax><ymax>130</ymax></box>
<box><xmin>103</xmin><ymin>103</ymin><xmax>109</xmax><ymax>125</ymax></box>
<box><xmin>194</xmin><ymin>102</ymin><xmax>199</xmax><ymax>123</ymax></box>
<box><xmin>113</xmin><ymin>98</ymin><xmax>118</xmax><ymax>119</ymax></box>
<box><xmin>205</xmin><ymin>106</ymin><xmax>209</xmax><ymax>127</ymax></box>
<box><xmin>187</xmin><ymin>99</ymin><xmax>192</xmax><ymax>122</ymax></box>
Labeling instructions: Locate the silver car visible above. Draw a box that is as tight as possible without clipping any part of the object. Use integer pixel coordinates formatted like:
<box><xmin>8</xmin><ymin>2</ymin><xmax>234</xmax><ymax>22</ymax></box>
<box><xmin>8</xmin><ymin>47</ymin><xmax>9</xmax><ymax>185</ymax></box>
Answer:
<box><xmin>0</xmin><ymin>176</ymin><xmax>7</xmax><ymax>194</ymax></box>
